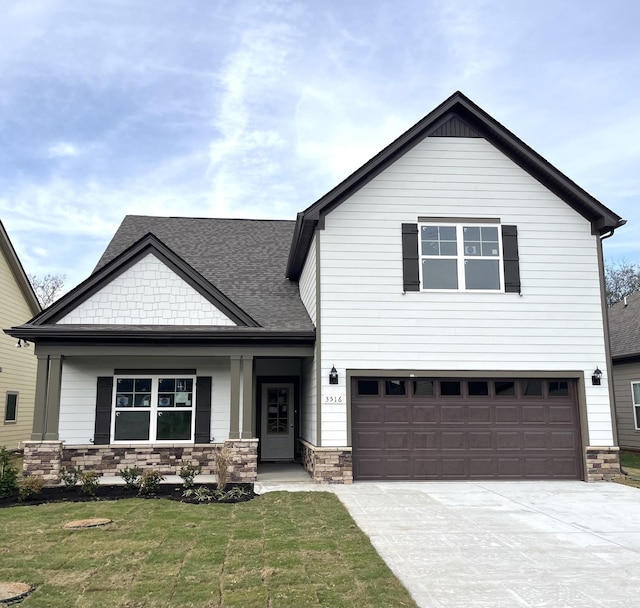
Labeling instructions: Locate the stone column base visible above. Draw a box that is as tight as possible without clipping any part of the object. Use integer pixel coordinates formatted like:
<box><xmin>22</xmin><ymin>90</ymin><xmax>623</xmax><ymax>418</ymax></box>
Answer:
<box><xmin>23</xmin><ymin>441</ymin><xmax>63</xmax><ymax>486</ymax></box>
<box><xmin>585</xmin><ymin>446</ymin><xmax>621</xmax><ymax>481</ymax></box>
<box><xmin>224</xmin><ymin>439</ymin><xmax>258</xmax><ymax>483</ymax></box>
<box><xmin>300</xmin><ymin>439</ymin><xmax>352</xmax><ymax>484</ymax></box>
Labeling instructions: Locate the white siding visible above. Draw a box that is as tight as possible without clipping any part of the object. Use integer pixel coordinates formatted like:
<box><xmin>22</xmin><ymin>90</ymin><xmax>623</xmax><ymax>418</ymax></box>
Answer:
<box><xmin>317</xmin><ymin>137</ymin><xmax>613</xmax><ymax>447</ymax></box>
<box><xmin>57</xmin><ymin>254</ymin><xmax>236</xmax><ymax>326</ymax></box>
<box><xmin>301</xmin><ymin>353</ymin><xmax>317</xmax><ymax>444</ymax></box>
<box><xmin>59</xmin><ymin>356</ymin><xmax>231</xmax><ymax>444</ymax></box>
<box><xmin>299</xmin><ymin>234</ymin><xmax>317</xmax><ymax>324</ymax></box>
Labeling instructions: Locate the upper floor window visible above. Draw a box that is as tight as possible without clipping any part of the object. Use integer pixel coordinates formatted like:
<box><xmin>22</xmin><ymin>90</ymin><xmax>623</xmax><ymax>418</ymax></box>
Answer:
<box><xmin>111</xmin><ymin>376</ymin><xmax>195</xmax><ymax>442</ymax></box>
<box><xmin>419</xmin><ymin>224</ymin><xmax>503</xmax><ymax>291</ymax></box>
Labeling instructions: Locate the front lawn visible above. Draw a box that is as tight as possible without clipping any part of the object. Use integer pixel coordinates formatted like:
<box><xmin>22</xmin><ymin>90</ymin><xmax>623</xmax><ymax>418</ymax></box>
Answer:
<box><xmin>0</xmin><ymin>492</ymin><xmax>416</xmax><ymax>608</ymax></box>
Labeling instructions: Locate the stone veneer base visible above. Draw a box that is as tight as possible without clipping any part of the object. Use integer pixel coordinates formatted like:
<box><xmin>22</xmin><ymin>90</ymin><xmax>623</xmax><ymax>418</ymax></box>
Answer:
<box><xmin>22</xmin><ymin>439</ymin><xmax>258</xmax><ymax>486</ymax></box>
<box><xmin>300</xmin><ymin>439</ymin><xmax>352</xmax><ymax>484</ymax></box>
<box><xmin>585</xmin><ymin>446</ymin><xmax>621</xmax><ymax>481</ymax></box>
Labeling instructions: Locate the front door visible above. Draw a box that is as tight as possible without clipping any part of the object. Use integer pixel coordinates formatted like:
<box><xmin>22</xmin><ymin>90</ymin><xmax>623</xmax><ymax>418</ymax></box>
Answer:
<box><xmin>261</xmin><ymin>383</ymin><xmax>295</xmax><ymax>460</ymax></box>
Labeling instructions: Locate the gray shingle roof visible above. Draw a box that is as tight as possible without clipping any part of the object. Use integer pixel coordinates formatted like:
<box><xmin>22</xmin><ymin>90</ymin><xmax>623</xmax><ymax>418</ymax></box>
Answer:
<box><xmin>95</xmin><ymin>216</ymin><xmax>313</xmax><ymax>332</ymax></box>
<box><xmin>609</xmin><ymin>291</ymin><xmax>640</xmax><ymax>359</ymax></box>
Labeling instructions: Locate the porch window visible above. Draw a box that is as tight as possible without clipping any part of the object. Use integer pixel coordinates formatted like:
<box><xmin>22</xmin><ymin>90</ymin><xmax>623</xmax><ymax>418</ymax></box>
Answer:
<box><xmin>112</xmin><ymin>376</ymin><xmax>195</xmax><ymax>442</ymax></box>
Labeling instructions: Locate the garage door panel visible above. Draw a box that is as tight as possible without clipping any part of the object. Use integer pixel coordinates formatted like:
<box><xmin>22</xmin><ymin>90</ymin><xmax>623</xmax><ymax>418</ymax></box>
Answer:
<box><xmin>469</xmin><ymin>405</ymin><xmax>493</xmax><ymax>423</ymax></box>
<box><xmin>522</xmin><ymin>405</ymin><xmax>546</xmax><ymax>423</ymax></box>
<box><xmin>523</xmin><ymin>432</ymin><xmax>547</xmax><ymax>449</ymax></box>
<box><xmin>549</xmin><ymin>406</ymin><xmax>576</xmax><ymax>423</ymax></box>
<box><xmin>550</xmin><ymin>431</ymin><xmax>579</xmax><ymax>450</ymax></box>
<box><xmin>353</xmin><ymin>403</ymin><xmax>381</xmax><ymax>423</ymax></box>
<box><xmin>469</xmin><ymin>458</ymin><xmax>495</xmax><ymax>477</ymax></box>
<box><xmin>441</xmin><ymin>431</ymin><xmax>465</xmax><ymax>450</ymax></box>
<box><xmin>385</xmin><ymin>405</ymin><xmax>410</xmax><ymax>423</ymax></box>
<box><xmin>413</xmin><ymin>405</ymin><xmax>437</xmax><ymax>423</ymax></box>
<box><xmin>469</xmin><ymin>432</ymin><xmax>493</xmax><ymax>450</ymax></box>
<box><xmin>496</xmin><ymin>431</ymin><xmax>520</xmax><ymax>449</ymax></box>
<box><xmin>413</xmin><ymin>431</ymin><xmax>437</xmax><ymax>449</ymax></box>
<box><xmin>386</xmin><ymin>432</ymin><xmax>410</xmax><ymax>449</ymax></box>
<box><xmin>495</xmin><ymin>405</ymin><xmax>519</xmax><ymax>423</ymax></box>
<box><xmin>441</xmin><ymin>405</ymin><xmax>465</xmax><ymax>423</ymax></box>
<box><xmin>352</xmin><ymin>377</ymin><xmax>582</xmax><ymax>481</ymax></box>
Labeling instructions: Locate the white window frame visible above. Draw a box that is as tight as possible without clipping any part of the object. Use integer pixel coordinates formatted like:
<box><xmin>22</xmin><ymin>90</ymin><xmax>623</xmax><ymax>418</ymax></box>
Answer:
<box><xmin>111</xmin><ymin>375</ymin><xmax>196</xmax><ymax>443</ymax></box>
<box><xmin>418</xmin><ymin>222</ymin><xmax>505</xmax><ymax>292</ymax></box>
<box><xmin>632</xmin><ymin>381</ymin><xmax>640</xmax><ymax>431</ymax></box>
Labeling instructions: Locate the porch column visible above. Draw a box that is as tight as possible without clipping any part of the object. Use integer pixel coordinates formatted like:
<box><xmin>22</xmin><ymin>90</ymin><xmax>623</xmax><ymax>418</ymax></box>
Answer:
<box><xmin>31</xmin><ymin>354</ymin><xmax>63</xmax><ymax>440</ymax></box>
<box><xmin>44</xmin><ymin>355</ymin><xmax>63</xmax><ymax>440</ymax></box>
<box><xmin>31</xmin><ymin>355</ymin><xmax>49</xmax><ymax>440</ymax></box>
<box><xmin>229</xmin><ymin>355</ymin><xmax>241</xmax><ymax>439</ymax></box>
<box><xmin>241</xmin><ymin>356</ymin><xmax>254</xmax><ymax>439</ymax></box>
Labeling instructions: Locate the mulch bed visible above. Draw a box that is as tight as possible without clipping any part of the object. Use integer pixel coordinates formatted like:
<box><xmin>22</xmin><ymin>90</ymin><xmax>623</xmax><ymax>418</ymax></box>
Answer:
<box><xmin>0</xmin><ymin>484</ymin><xmax>256</xmax><ymax>508</ymax></box>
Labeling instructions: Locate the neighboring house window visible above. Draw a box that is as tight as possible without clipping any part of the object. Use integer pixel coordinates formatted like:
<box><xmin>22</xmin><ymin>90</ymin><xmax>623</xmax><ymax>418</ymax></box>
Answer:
<box><xmin>419</xmin><ymin>223</ymin><xmax>503</xmax><ymax>290</ymax></box>
<box><xmin>633</xmin><ymin>382</ymin><xmax>640</xmax><ymax>430</ymax></box>
<box><xmin>112</xmin><ymin>376</ymin><xmax>195</xmax><ymax>442</ymax></box>
<box><xmin>4</xmin><ymin>392</ymin><xmax>18</xmax><ymax>423</ymax></box>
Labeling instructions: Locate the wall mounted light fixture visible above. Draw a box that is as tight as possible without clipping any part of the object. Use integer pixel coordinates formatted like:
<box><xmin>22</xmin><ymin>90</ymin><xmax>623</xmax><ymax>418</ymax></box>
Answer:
<box><xmin>15</xmin><ymin>339</ymin><xmax>29</xmax><ymax>348</ymax></box>
<box><xmin>329</xmin><ymin>365</ymin><xmax>339</xmax><ymax>385</ymax></box>
<box><xmin>591</xmin><ymin>367</ymin><xmax>602</xmax><ymax>386</ymax></box>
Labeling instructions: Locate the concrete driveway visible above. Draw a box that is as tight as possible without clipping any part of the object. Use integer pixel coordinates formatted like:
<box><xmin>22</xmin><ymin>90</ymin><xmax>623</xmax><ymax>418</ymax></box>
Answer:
<box><xmin>331</xmin><ymin>481</ymin><xmax>640</xmax><ymax>608</ymax></box>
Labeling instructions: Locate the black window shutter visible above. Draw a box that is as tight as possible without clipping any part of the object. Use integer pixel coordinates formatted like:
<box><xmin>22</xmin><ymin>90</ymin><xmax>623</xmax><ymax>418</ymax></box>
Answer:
<box><xmin>94</xmin><ymin>376</ymin><xmax>114</xmax><ymax>445</ymax></box>
<box><xmin>502</xmin><ymin>225</ymin><xmax>521</xmax><ymax>293</ymax></box>
<box><xmin>402</xmin><ymin>223</ymin><xmax>420</xmax><ymax>291</ymax></box>
<box><xmin>195</xmin><ymin>376</ymin><xmax>212</xmax><ymax>444</ymax></box>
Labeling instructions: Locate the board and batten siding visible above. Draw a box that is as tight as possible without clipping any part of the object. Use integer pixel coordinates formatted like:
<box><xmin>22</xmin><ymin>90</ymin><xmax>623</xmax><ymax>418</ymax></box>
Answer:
<box><xmin>299</xmin><ymin>233</ymin><xmax>317</xmax><ymax>324</ymax></box>
<box><xmin>58</xmin><ymin>356</ymin><xmax>231</xmax><ymax>445</ymax></box>
<box><xmin>317</xmin><ymin>136</ymin><xmax>613</xmax><ymax>447</ymax></box>
<box><xmin>0</xmin><ymin>248</ymin><xmax>38</xmax><ymax>449</ymax></box>
<box><xmin>612</xmin><ymin>361</ymin><xmax>640</xmax><ymax>450</ymax></box>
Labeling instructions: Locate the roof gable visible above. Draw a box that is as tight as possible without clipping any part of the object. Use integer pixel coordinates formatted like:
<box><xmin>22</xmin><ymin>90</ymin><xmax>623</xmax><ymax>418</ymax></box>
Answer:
<box><xmin>0</xmin><ymin>220</ymin><xmax>40</xmax><ymax>315</ymax></box>
<box><xmin>29</xmin><ymin>233</ymin><xmax>258</xmax><ymax>327</ymax></box>
<box><xmin>286</xmin><ymin>91</ymin><xmax>625</xmax><ymax>280</ymax></box>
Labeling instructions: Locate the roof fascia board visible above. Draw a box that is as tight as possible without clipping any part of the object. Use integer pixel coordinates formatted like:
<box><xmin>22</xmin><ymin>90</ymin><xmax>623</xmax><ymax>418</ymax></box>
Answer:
<box><xmin>30</xmin><ymin>233</ymin><xmax>259</xmax><ymax>327</ymax></box>
<box><xmin>5</xmin><ymin>325</ymin><xmax>315</xmax><ymax>346</ymax></box>
<box><xmin>0</xmin><ymin>220</ymin><xmax>41</xmax><ymax>315</ymax></box>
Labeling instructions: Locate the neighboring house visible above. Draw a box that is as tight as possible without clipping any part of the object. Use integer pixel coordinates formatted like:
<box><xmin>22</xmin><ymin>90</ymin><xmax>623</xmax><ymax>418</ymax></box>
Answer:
<box><xmin>0</xmin><ymin>220</ymin><xmax>41</xmax><ymax>450</ymax></box>
<box><xmin>6</xmin><ymin>92</ymin><xmax>625</xmax><ymax>483</ymax></box>
<box><xmin>609</xmin><ymin>291</ymin><xmax>640</xmax><ymax>452</ymax></box>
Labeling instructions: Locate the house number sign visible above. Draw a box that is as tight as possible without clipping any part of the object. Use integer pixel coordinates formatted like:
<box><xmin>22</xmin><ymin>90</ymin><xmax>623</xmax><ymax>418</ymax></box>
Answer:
<box><xmin>322</xmin><ymin>393</ymin><xmax>346</xmax><ymax>404</ymax></box>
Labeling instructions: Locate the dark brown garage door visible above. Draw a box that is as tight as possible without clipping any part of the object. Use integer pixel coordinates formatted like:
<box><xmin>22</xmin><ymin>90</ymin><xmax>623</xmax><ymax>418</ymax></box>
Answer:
<box><xmin>351</xmin><ymin>377</ymin><xmax>583</xmax><ymax>480</ymax></box>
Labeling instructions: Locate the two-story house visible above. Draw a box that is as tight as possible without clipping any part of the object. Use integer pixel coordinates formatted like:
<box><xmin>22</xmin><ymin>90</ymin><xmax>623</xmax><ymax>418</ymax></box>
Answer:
<box><xmin>7</xmin><ymin>92</ymin><xmax>624</xmax><ymax>483</ymax></box>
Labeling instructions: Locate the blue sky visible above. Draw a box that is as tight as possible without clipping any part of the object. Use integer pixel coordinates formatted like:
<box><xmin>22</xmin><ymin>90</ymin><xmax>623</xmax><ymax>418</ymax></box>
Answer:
<box><xmin>1</xmin><ymin>0</ymin><xmax>638</xmax><ymax>289</ymax></box>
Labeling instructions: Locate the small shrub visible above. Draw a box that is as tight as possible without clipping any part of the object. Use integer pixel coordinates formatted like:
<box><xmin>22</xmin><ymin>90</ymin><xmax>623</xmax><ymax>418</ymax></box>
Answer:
<box><xmin>137</xmin><ymin>470</ymin><xmax>164</xmax><ymax>495</ymax></box>
<box><xmin>18</xmin><ymin>475</ymin><xmax>45</xmax><ymax>501</ymax></box>
<box><xmin>79</xmin><ymin>470</ymin><xmax>101</xmax><ymax>496</ymax></box>
<box><xmin>214</xmin><ymin>447</ymin><xmax>230</xmax><ymax>491</ymax></box>
<box><xmin>179</xmin><ymin>462</ymin><xmax>201</xmax><ymax>489</ymax></box>
<box><xmin>119</xmin><ymin>466</ymin><xmax>142</xmax><ymax>489</ymax></box>
<box><xmin>60</xmin><ymin>466</ymin><xmax>81</xmax><ymax>488</ymax></box>
<box><xmin>0</xmin><ymin>447</ymin><xmax>19</xmax><ymax>498</ymax></box>
<box><xmin>183</xmin><ymin>485</ymin><xmax>213</xmax><ymax>502</ymax></box>
<box><xmin>216</xmin><ymin>485</ymin><xmax>250</xmax><ymax>501</ymax></box>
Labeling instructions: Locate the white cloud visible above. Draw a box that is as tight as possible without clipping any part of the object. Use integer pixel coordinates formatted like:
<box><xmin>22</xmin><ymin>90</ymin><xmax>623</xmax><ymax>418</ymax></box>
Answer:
<box><xmin>47</xmin><ymin>141</ymin><xmax>81</xmax><ymax>158</ymax></box>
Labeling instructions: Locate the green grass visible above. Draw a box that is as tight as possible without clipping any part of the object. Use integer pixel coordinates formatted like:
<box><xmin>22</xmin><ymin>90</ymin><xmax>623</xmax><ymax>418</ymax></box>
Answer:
<box><xmin>0</xmin><ymin>492</ymin><xmax>417</xmax><ymax>608</ymax></box>
<box><xmin>620</xmin><ymin>449</ymin><xmax>640</xmax><ymax>470</ymax></box>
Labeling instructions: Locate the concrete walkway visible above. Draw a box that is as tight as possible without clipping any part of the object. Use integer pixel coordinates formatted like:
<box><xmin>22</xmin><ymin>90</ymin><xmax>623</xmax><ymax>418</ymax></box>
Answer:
<box><xmin>330</xmin><ymin>481</ymin><xmax>640</xmax><ymax>608</ymax></box>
